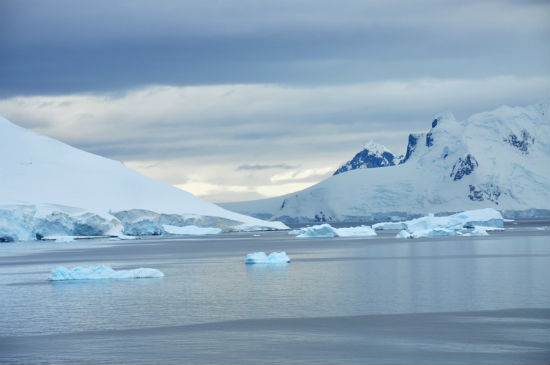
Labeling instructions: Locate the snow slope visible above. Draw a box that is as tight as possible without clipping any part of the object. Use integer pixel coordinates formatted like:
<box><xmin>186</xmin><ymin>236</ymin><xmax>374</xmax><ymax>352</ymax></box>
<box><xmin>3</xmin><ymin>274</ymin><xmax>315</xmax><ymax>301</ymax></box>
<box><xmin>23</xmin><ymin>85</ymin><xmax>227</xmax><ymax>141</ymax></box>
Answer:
<box><xmin>0</xmin><ymin>116</ymin><xmax>287</xmax><ymax>241</ymax></box>
<box><xmin>222</xmin><ymin>103</ymin><xmax>550</xmax><ymax>222</ymax></box>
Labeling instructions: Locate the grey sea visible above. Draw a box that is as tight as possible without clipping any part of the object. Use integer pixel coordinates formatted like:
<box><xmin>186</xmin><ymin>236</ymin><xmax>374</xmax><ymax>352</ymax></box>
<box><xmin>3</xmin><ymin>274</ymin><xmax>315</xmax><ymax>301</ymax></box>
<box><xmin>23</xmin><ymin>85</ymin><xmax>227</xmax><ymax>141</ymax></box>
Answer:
<box><xmin>1</xmin><ymin>219</ymin><xmax>549</xmax><ymax>364</ymax></box>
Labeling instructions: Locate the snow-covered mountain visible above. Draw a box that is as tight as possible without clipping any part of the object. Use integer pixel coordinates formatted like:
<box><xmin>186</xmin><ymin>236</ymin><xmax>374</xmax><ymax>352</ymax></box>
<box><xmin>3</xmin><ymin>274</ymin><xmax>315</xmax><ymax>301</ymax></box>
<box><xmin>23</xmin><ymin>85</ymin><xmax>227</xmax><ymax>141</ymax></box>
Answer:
<box><xmin>222</xmin><ymin>103</ymin><xmax>550</xmax><ymax>222</ymax></box>
<box><xmin>333</xmin><ymin>140</ymin><xmax>401</xmax><ymax>175</ymax></box>
<box><xmin>0</xmin><ymin>116</ymin><xmax>286</xmax><ymax>241</ymax></box>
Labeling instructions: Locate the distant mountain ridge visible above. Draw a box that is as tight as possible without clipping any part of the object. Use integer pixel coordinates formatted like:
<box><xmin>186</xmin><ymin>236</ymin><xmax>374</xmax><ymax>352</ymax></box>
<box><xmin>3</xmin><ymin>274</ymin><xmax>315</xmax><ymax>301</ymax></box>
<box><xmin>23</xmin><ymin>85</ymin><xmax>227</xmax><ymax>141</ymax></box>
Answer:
<box><xmin>222</xmin><ymin>102</ymin><xmax>550</xmax><ymax>222</ymax></box>
<box><xmin>333</xmin><ymin>141</ymin><xmax>402</xmax><ymax>175</ymax></box>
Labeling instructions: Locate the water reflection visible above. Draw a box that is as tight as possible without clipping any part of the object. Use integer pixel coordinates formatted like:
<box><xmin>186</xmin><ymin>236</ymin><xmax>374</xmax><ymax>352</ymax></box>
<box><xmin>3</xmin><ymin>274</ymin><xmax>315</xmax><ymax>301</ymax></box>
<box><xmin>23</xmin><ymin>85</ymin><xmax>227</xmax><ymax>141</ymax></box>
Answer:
<box><xmin>245</xmin><ymin>263</ymin><xmax>289</xmax><ymax>276</ymax></box>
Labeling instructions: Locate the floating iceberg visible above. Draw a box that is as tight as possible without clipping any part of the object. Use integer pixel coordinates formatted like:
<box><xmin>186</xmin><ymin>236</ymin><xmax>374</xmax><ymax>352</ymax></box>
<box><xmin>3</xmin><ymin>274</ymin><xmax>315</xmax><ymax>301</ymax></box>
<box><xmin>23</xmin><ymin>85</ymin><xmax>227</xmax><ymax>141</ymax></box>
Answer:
<box><xmin>296</xmin><ymin>224</ymin><xmax>339</xmax><ymax>238</ymax></box>
<box><xmin>462</xmin><ymin>227</ymin><xmax>489</xmax><ymax>236</ymax></box>
<box><xmin>412</xmin><ymin>228</ymin><xmax>461</xmax><ymax>238</ymax></box>
<box><xmin>472</xmin><ymin>225</ymin><xmax>504</xmax><ymax>231</ymax></box>
<box><xmin>381</xmin><ymin>208</ymin><xmax>504</xmax><ymax>239</ymax></box>
<box><xmin>333</xmin><ymin>225</ymin><xmax>377</xmax><ymax>237</ymax></box>
<box><xmin>162</xmin><ymin>224</ymin><xmax>221</xmax><ymax>235</ymax></box>
<box><xmin>391</xmin><ymin>209</ymin><xmax>500</xmax><ymax>238</ymax></box>
<box><xmin>244</xmin><ymin>252</ymin><xmax>290</xmax><ymax>264</ymax></box>
<box><xmin>54</xmin><ymin>236</ymin><xmax>76</xmax><ymax>243</ymax></box>
<box><xmin>396</xmin><ymin>228</ymin><xmax>462</xmax><ymax>239</ymax></box>
<box><xmin>48</xmin><ymin>265</ymin><xmax>164</xmax><ymax>281</ymax></box>
<box><xmin>396</xmin><ymin>230</ymin><xmax>413</xmax><ymax>239</ymax></box>
<box><xmin>451</xmin><ymin>208</ymin><xmax>504</xmax><ymax>228</ymax></box>
<box><xmin>373</xmin><ymin>221</ymin><xmax>407</xmax><ymax>231</ymax></box>
<box><xmin>293</xmin><ymin>224</ymin><xmax>377</xmax><ymax>238</ymax></box>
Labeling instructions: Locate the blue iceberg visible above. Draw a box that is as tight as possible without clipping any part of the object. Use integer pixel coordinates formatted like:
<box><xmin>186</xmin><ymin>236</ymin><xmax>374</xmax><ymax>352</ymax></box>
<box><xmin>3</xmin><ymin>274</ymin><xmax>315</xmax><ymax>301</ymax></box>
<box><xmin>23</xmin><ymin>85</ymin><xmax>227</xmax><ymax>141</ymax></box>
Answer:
<box><xmin>48</xmin><ymin>265</ymin><xmax>164</xmax><ymax>281</ymax></box>
<box><xmin>244</xmin><ymin>251</ymin><xmax>290</xmax><ymax>264</ymax></box>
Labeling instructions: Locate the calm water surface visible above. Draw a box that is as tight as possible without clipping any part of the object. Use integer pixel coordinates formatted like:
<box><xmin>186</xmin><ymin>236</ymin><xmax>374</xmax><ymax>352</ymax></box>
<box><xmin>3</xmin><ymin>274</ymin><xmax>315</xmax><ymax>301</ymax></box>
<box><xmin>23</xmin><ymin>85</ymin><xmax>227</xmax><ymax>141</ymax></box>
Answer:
<box><xmin>1</xmin><ymin>221</ymin><xmax>549</xmax><ymax>364</ymax></box>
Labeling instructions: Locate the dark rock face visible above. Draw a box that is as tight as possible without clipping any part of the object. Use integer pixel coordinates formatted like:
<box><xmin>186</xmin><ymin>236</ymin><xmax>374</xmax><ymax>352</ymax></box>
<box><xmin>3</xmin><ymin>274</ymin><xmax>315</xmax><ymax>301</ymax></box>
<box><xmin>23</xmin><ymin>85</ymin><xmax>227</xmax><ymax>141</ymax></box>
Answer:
<box><xmin>426</xmin><ymin>132</ymin><xmax>434</xmax><ymax>147</ymax></box>
<box><xmin>450</xmin><ymin>154</ymin><xmax>479</xmax><ymax>181</ymax></box>
<box><xmin>400</xmin><ymin>133</ymin><xmax>422</xmax><ymax>164</ymax></box>
<box><xmin>334</xmin><ymin>149</ymin><xmax>397</xmax><ymax>175</ymax></box>
<box><xmin>468</xmin><ymin>184</ymin><xmax>501</xmax><ymax>204</ymax></box>
<box><xmin>504</xmin><ymin>130</ymin><xmax>534</xmax><ymax>154</ymax></box>
<box><xmin>314</xmin><ymin>211</ymin><xmax>334</xmax><ymax>222</ymax></box>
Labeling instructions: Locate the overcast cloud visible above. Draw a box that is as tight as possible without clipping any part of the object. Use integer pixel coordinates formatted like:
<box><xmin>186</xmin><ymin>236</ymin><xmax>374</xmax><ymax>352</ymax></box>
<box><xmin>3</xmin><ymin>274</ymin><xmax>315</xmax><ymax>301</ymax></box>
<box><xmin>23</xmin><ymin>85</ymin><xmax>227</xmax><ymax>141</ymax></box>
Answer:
<box><xmin>0</xmin><ymin>0</ymin><xmax>548</xmax><ymax>202</ymax></box>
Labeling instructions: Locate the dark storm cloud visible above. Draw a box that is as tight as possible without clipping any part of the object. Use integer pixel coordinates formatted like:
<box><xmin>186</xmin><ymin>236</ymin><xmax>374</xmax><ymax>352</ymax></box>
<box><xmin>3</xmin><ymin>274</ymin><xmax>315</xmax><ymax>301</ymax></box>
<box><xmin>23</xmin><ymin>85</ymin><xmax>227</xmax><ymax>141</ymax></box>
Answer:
<box><xmin>1</xmin><ymin>0</ymin><xmax>548</xmax><ymax>96</ymax></box>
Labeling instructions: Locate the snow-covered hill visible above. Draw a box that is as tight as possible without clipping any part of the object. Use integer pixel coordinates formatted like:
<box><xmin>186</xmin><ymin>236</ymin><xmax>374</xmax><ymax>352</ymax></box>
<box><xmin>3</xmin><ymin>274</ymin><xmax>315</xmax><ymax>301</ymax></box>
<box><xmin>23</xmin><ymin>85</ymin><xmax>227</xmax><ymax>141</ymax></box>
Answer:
<box><xmin>333</xmin><ymin>140</ymin><xmax>401</xmax><ymax>175</ymax></box>
<box><xmin>222</xmin><ymin>103</ymin><xmax>550</xmax><ymax>222</ymax></box>
<box><xmin>0</xmin><ymin>116</ymin><xmax>286</xmax><ymax>241</ymax></box>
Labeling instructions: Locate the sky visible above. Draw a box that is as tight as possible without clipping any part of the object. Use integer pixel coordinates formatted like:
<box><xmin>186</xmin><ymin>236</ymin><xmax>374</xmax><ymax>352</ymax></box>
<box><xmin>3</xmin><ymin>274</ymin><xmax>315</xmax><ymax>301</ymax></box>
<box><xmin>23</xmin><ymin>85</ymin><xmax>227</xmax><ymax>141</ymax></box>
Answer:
<box><xmin>1</xmin><ymin>0</ymin><xmax>548</xmax><ymax>202</ymax></box>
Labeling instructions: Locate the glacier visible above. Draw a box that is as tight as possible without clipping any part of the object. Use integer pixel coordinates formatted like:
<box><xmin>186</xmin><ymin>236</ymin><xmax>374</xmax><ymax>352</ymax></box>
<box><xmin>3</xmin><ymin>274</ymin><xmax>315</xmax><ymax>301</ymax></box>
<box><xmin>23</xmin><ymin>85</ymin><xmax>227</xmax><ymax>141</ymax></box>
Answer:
<box><xmin>0</xmin><ymin>115</ymin><xmax>288</xmax><ymax>242</ymax></box>
<box><xmin>162</xmin><ymin>224</ymin><xmax>222</xmax><ymax>235</ymax></box>
<box><xmin>0</xmin><ymin>204</ymin><xmax>123</xmax><ymax>242</ymax></box>
<box><xmin>48</xmin><ymin>265</ymin><xmax>165</xmax><ymax>281</ymax></box>
<box><xmin>244</xmin><ymin>252</ymin><xmax>290</xmax><ymax>264</ymax></box>
<box><xmin>292</xmin><ymin>223</ymin><xmax>377</xmax><ymax>238</ymax></box>
<box><xmin>222</xmin><ymin>103</ymin><xmax>550</xmax><ymax>222</ymax></box>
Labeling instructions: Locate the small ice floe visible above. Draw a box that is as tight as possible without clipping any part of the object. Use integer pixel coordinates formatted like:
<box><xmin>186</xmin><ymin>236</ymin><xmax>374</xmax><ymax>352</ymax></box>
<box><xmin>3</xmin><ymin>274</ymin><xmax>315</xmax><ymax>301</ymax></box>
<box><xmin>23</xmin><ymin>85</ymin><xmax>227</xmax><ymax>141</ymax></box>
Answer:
<box><xmin>472</xmin><ymin>225</ymin><xmax>504</xmax><ymax>231</ymax></box>
<box><xmin>252</xmin><ymin>234</ymin><xmax>261</xmax><ymax>237</ymax></box>
<box><xmin>292</xmin><ymin>224</ymin><xmax>376</xmax><ymax>238</ymax></box>
<box><xmin>162</xmin><ymin>224</ymin><xmax>222</xmax><ymax>235</ymax></box>
<box><xmin>536</xmin><ymin>226</ymin><xmax>550</xmax><ymax>231</ymax></box>
<box><xmin>396</xmin><ymin>228</ymin><xmax>460</xmax><ymax>239</ymax></box>
<box><xmin>48</xmin><ymin>265</ymin><xmax>164</xmax><ymax>281</ymax></box>
<box><xmin>244</xmin><ymin>251</ymin><xmax>290</xmax><ymax>264</ymax></box>
<box><xmin>109</xmin><ymin>235</ymin><xmax>140</xmax><ymax>241</ymax></box>
<box><xmin>54</xmin><ymin>236</ymin><xmax>76</xmax><ymax>243</ymax></box>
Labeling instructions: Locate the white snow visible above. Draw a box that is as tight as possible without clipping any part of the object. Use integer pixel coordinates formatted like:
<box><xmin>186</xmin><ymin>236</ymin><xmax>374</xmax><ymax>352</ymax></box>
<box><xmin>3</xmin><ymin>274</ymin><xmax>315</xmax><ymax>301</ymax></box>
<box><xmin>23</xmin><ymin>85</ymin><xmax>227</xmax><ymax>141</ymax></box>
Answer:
<box><xmin>293</xmin><ymin>223</ymin><xmax>377</xmax><ymax>238</ymax></box>
<box><xmin>363</xmin><ymin>140</ymin><xmax>392</xmax><ymax>157</ymax></box>
<box><xmin>0</xmin><ymin>116</ymin><xmax>288</xmax><ymax>241</ymax></box>
<box><xmin>392</xmin><ymin>208</ymin><xmax>504</xmax><ymax>239</ymax></box>
<box><xmin>162</xmin><ymin>224</ymin><xmax>222</xmax><ymax>235</ymax></box>
<box><xmin>48</xmin><ymin>265</ymin><xmax>164</xmax><ymax>280</ymax></box>
<box><xmin>244</xmin><ymin>251</ymin><xmax>290</xmax><ymax>264</ymax></box>
<box><xmin>222</xmin><ymin>102</ymin><xmax>550</xmax><ymax>222</ymax></box>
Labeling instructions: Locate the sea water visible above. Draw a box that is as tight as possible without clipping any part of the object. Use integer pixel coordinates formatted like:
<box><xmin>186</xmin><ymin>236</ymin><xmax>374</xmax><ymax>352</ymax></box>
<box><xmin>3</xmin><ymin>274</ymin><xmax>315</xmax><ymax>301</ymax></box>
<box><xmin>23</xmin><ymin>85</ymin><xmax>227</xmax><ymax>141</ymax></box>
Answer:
<box><xmin>1</xmin><ymin>220</ymin><xmax>548</xmax><ymax>364</ymax></box>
